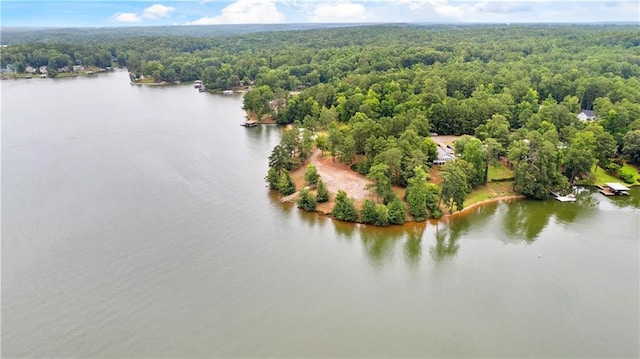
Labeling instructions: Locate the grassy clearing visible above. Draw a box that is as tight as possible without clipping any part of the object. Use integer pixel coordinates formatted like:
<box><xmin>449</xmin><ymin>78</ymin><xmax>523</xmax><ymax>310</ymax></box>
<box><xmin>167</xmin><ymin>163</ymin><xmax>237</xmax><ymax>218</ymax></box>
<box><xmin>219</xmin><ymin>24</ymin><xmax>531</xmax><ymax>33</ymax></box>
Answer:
<box><xmin>488</xmin><ymin>163</ymin><xmax>513</xmax><ymax>181</ymax></box>
<box><xmin>464</xmin><ymin>181</ymin><xmax>517</xmax><ymax>207</ymax></box>
<box><xmin>581</xmin><ymin>164</ymin><xmax>640</xmax><ymax>186</ymax></box>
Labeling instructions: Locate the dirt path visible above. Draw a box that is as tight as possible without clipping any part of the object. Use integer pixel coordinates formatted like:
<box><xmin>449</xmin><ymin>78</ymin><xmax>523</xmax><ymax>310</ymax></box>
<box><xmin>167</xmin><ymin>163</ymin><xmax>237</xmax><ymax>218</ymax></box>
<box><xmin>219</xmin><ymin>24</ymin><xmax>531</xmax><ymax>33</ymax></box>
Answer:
<box><xmin>310</xmin><ymin>150</ymin><xmax>372</xmax><ymax>200</ymax></box>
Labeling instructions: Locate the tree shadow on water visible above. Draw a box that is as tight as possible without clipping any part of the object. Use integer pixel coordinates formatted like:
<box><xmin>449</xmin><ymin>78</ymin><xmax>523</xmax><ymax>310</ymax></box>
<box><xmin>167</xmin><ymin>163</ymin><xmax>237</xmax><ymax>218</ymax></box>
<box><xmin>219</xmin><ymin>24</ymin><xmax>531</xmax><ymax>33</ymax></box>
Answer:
<box><xmin>359</xmin><ymin>225</ymin><xmax>404</xmax><ymax>268</ymax></box>
<box><xmin>503</xmin><ymin>200</ymin><xmax>551</xmax><ymax>243</ymax></box>
<box><xmin>430</xmin><ymin>220</ymin><xmax>463</xmax><ymax>262</ymax></box>
<box><xmin>403</xmin><ymin>222</ymin><xmax>426</xmax><ymax>269</ymax></box>
<box><xmin>332</xmin><ymin>219</ymin><xmax>358</xmax><ymax>240</ymax></box>
<box><xmin>503</xmin><ymin>190</ymin><xmax>599</xmax><ymax>243</ymax></box>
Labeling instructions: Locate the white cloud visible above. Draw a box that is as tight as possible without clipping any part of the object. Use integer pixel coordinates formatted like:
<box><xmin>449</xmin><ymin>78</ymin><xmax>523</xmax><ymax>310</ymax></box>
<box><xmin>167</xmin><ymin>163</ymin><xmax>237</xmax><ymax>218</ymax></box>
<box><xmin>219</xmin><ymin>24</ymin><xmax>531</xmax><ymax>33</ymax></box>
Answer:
<box><xmin>113</xmin><ymin>12</ymin><xmax>141</xmax><ymax>23</ymax></box>
<box><xmin>398</xmin><ymin>0</ymin><xmax>466</xmax><ymax>19</ymax></box>
<box><xmin>311</xmin><ymin>2</ymin><xmax>367</xmax><ymax>22</ymax></box>
<box><xmin>142</xmin><ymin>4</ymin><xmax>176</xmax><ymax>19</ymax></box>
<box><xmin>187</xmin><ymin>0</ymin><xmax>285</xmax><ymax>25</ymax></box>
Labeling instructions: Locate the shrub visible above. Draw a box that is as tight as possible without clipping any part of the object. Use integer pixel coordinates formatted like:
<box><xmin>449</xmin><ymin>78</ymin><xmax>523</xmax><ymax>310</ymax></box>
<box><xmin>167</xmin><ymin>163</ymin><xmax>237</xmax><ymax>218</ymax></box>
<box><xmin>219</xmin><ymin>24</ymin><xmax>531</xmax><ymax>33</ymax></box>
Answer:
<box><xmin>373</xmin><ymin>203</ymin><xmax>390</xmax><ymax>226</ymax></box>
<box><xmin>387</xmin><ymin>196</ymin><xmax>406</xmax><ymax>225</ymax></box>
<box><xmin>332</xmin><ymin>190</ymin><xmax>358</xmax><ymax>222</ymax></box>
<box><xmin>296</xmin><ymin>188</ymin><xmax>317</xmax><ymax>211</ymax></box>
<box><xmin>606</xmin><ymin>162</ymin><xmax>621</xmax><ymax>173</ymax></box>
<box><xmin>278</xmin><ymin>170</ymin><xmax>296</xmax><ymax>196</ymax></box>
<box><xmin>266</xmin><ymin>167</ymin><xmax>279</xmax><ymax>189</ymax></box>
<box><xmin>360</xmin><ymin>199</ymin><xmax>377</xmax><ymax>224</ymax></box>
<box><xmin>304</xmin><ymin>164</ymin><xmax>320</xmax><ymax>185</ymax></box>
<box><xmin>618</xmin><ymin>167</ymin><xmax>637</xmax><ymax>184</ymax></box>
<box><xmin>316</xmin><ymin>179</ymin><xmax>329</xmax><ymax>202</ymax></box>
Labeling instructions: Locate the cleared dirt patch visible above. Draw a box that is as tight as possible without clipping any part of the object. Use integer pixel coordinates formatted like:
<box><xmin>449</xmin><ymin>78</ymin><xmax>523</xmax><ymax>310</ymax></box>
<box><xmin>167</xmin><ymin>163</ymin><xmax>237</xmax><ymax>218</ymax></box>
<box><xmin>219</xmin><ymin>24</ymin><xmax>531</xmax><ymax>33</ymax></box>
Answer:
<box><xmin>310</xmin><ymin>150</ymin><xmax>372</xmax><ymax>201</ymax></box>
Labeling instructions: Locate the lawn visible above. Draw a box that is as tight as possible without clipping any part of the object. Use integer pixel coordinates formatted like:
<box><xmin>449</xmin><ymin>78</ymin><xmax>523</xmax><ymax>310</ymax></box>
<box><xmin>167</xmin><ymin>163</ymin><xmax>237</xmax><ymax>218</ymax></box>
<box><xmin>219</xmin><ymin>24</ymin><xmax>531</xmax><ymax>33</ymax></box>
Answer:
<box><xmin>487</xmin><ymin>162</ymin><xmax>513</xmax><ymax>181</ymax></box>
<box><xmin>580</xmin><ymin>164</ymin><xmax>640</xmax><ymax>186</ymax></box>
<box><xmin>463</xmin><ymin>181</ymin><xmax>518</xmax><ymax>207</ymax></box>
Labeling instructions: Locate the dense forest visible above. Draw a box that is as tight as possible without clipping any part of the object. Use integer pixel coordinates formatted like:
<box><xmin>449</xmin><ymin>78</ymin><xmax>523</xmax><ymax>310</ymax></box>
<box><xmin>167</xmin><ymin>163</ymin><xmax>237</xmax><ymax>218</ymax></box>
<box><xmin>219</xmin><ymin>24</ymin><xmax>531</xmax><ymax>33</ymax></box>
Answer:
<box><xmin>3</xmin><ymin>24</ymin><xmax>640</xmax><ymax>224</ymax></box>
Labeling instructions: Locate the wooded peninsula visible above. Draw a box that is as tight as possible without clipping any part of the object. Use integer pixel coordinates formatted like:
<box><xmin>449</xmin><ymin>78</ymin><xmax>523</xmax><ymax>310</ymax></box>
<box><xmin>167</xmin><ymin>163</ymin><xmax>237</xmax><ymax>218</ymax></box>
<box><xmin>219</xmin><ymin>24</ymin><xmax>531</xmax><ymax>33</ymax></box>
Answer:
<box><xmin>3</xmin><ymin>24</ymin><xmax>639</xmax><ymax>225</ymax></box>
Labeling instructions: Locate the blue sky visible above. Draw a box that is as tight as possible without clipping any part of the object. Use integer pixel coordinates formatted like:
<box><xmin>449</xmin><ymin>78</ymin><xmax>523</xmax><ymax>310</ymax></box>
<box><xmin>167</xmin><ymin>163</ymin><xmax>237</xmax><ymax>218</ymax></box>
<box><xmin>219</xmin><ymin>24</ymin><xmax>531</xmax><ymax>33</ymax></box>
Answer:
<box><xmin>1</xmin><ymin>0</ymin><xmax>638</xmax><ymax>27</ymax></box>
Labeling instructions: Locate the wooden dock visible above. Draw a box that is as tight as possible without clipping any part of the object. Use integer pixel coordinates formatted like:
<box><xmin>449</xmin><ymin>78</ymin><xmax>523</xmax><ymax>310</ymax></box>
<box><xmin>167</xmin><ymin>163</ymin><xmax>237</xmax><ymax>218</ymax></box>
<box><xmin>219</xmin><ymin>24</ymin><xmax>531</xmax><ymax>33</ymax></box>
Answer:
<box><xmin>597</xmin><ymin>183</ymin><xmax>630</xmax><ymax>196</ymax></box>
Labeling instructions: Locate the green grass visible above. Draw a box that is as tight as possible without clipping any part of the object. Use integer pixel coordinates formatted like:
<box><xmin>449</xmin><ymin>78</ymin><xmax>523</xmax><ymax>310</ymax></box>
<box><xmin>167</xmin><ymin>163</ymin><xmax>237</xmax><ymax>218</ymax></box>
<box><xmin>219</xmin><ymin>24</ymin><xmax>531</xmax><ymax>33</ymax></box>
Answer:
<box><xmin>581</xmin><ymin>164</ymin><xmax>640</xmax><ymax>186</ymax></box>
<box><xmin>463</xmin><ymin>181</ymin><xmax>518</xmax><ymax>207</ymax></box>
<box><xmin>487</xmin><ymin>163</ymin><xmax>513</xmax><ymax>181</ymax></box>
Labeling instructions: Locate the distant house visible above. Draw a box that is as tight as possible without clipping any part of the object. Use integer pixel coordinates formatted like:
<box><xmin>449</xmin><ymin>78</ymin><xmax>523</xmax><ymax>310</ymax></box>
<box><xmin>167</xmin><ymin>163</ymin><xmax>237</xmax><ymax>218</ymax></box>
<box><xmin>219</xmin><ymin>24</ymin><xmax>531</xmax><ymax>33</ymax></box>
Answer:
<box><xmin>25</xmin><ymin>66</ymin><xmax>36</xmax><ymax>74</ymax></box>
<box><xmin>72</xmin><ymin>65</ymin><xmax>84</xmax><ymax>72</ymax></box>
<box><xmin>269</xmin><ymin>98</ymin><xmax>286</xmax><ymax>113</ymax></box>
<box><xmin>58</xmin><ymin>66</ymin><xmax>70</xmax><ymax>73</ymax></box>
<box><xmin>433</xmin><ymin>145</ymin><xmax>455</xmax><ymax>166</ymax></box>
<box><xmin>38</xmin><ymin>66</ymin><xmax>48</xmax><ymax>74</ymax></box>
<box><xmin>577</xmin><ymin>109</ymin><xmax>596</xmax><ymax>121</ymax></box>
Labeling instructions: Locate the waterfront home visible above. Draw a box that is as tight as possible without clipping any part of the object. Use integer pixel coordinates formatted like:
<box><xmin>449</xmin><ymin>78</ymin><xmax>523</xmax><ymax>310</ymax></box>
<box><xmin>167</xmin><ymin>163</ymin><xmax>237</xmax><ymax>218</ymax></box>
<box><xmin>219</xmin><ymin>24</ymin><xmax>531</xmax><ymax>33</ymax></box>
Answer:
<box><xmin>433</xmin><ymin>145</ymin><xmax>455</xmax><ymax>166</ymax></box>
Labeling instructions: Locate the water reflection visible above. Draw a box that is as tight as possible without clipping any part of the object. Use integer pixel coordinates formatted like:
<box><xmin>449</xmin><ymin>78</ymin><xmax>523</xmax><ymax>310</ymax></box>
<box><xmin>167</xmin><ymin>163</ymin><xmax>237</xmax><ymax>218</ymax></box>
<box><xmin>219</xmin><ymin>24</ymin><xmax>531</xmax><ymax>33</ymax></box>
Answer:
<box><xmin>268</xmin><ymin>190</ymin><xmax>295</xmax><ymax>216</ymax></box>
<box><xmin>296</xmin><ymin>208</ymin><xmax>329</xmax><ymax>230</ymax></box>
<box><xmin>332</xmin><ymin>219</ymin><xmax>357</xmax><ymax>239</ymax></box>
<box><xmin>429</xmin><ymin>200</ymin><xmax>499</xmax><ymax>261</ymax></box>
<box><xmin>503</xmin><ymin>189</ymin><xmax>600</xmax><ymax>242</ymax></box>
<box><xmin>357</xmin><ymin>222</ymin><xmax>427</xmax><ymax>268</ymax></box>
<box><xmin>360</xmin><ymin>228</ymin><xmax>402</xmax><ymax>267</ymax></box>
<box><xmin>288</xmin><ymin>187</ymin><xmax>634</xmax><ymax>268</ymax></box>
<box><xmin>606</xmin><ymin>187</ymin><xmax>640</xmax><ymax>209</ymax></box>
<box><xmin>403</xmin><ymin>223</ymin><xmax>426</xmax><ymax>268</ymax></box>
<box><xmin>504</xmin><ymin>200</ymin><xmax>552</xmax><ymax>242</ymax></box>
<box><xmin>243</xmin><ymin>123</ymin><xmax>281</xmax><ymax>141</ymax></box>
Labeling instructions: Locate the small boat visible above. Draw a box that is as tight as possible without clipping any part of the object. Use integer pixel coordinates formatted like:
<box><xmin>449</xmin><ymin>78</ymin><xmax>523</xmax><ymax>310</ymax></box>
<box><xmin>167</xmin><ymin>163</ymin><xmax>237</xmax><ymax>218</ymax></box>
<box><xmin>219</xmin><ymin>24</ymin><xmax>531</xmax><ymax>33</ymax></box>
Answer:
<box><xmin>193</xmin><ymin>80</ymin><xmax>203</xmax><ymax>89</ymax></box>
<box><xmin>555</xmin><ymin>193</ymin><xmax>576</xmax><ymax>202</ymax></box>
<box><xmin>241</xmin><ymin>120</ymin><xmax>258</xmax><ymax>127</ymax></box>
<box><xmin>223</xmin><ymin>90</ymin><xmax>233</xmax><ymax>95</ymax></box>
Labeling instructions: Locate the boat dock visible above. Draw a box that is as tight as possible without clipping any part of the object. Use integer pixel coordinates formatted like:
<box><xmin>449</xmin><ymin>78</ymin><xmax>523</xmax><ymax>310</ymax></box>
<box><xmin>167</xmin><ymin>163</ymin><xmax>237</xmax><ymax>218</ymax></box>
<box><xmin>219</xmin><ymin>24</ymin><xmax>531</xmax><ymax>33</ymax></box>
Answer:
<box><xmin>598</xmin><ymin>183</ymin><xmax>630</xmax><ymax>196</ymax></box>
<box><xmin>241</xmin><ymin>120</ymin><xmax>258</xmax><ymax>127</ymax></box>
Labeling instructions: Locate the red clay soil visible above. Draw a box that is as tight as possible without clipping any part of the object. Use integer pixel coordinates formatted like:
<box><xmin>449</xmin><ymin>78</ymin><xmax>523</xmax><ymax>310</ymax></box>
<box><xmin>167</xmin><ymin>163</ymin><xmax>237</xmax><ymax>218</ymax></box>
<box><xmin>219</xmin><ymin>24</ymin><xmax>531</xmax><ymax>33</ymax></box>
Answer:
<box><xmin>287</xmin><ymin>150</ymin><xmax>375</xmax><ymax>213</ymax></box>
<box><xmin>245</xmin><ymin>112</ymin><xmax>277</xmax><ymax>124</ymax></box>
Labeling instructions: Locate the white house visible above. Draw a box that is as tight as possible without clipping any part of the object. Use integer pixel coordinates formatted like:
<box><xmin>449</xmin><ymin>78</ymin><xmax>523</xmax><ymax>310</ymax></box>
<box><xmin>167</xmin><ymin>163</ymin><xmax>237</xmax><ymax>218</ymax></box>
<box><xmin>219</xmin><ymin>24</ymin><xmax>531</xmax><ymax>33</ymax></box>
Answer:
<box><xmin>577</xmin><ymin>109</ymin><xmax>596</xmax><ymax>121</ymax></box>
<box><xmin>434</xmin><ymin>145</ymin><xmax>455</xmax><ymax>166</ymax></box>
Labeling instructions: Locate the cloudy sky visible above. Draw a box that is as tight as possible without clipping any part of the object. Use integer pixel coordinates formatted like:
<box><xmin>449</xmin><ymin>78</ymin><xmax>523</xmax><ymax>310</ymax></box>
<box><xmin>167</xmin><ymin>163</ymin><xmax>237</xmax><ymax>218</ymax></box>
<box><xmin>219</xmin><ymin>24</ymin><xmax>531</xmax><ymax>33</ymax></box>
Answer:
<box><xmin>1</xmin><ymin>0</ymin><xmax>638</xmax><ymax>27</ymax></box>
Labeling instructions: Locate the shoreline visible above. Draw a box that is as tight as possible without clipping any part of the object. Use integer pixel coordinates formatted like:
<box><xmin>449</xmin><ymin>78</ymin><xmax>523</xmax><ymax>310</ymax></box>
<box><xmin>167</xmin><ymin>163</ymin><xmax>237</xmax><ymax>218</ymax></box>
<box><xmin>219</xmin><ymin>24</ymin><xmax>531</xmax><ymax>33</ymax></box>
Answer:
<box><xmin>439</xmin><ymin>194</ymin><xmax>526</xmax><ymax>221</ymax></box>
<box><xmin>284</xmin><ymin>190</ymin><xmax>527</xmax><ymax>225</ymax></box>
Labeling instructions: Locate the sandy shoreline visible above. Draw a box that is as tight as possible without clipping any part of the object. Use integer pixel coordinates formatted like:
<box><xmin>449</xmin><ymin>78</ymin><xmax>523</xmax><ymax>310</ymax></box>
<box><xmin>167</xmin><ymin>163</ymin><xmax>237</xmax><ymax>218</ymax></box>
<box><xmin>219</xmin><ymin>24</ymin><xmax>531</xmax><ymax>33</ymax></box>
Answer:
<box><xmin>439</xmin><ymin>194</ymin><xmax>527</xmax><ymax>220</ymax></box>
<box><xmin>286</xmin><ymin>190</ymin><xmax>526</xmax><ymax>224</ymax></box>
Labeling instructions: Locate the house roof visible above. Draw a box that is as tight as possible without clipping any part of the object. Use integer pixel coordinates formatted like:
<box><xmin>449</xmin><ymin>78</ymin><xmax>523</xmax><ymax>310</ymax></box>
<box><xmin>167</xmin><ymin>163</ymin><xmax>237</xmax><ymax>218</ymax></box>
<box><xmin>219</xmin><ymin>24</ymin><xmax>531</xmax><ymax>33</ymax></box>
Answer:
<box><xmin>580</xmin><ymin>110</ymin><xmax>596</xmax><ymax>117</ymax></box>
<box><xmin>605</xmin><ymin>182</ymin><xmax>630</xmax><ymax>191</ymax></box>
<box><xmin>436</xmin><ymin>146</ymin><xmax>455</xmax><ymax>160</ymax></box>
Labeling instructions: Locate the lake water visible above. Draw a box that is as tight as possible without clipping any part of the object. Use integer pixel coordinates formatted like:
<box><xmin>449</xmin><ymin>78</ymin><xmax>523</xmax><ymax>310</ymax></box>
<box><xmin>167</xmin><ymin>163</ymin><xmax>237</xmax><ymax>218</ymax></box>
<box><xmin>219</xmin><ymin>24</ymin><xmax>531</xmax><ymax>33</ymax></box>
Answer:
<box><xmin>2</xmin><ymin>70</ymin><xmax>639</xmax><ymax>358</ymax></box>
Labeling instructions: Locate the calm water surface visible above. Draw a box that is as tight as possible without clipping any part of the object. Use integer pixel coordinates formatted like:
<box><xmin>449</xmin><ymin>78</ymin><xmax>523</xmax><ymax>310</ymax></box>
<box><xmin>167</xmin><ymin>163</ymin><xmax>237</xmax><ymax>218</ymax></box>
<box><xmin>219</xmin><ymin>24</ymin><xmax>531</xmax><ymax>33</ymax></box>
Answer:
<box><xmin>2</xmin><ymin>71</ymin><xmax>639</xmax><ymax>358</ymax></box>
